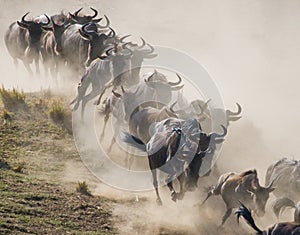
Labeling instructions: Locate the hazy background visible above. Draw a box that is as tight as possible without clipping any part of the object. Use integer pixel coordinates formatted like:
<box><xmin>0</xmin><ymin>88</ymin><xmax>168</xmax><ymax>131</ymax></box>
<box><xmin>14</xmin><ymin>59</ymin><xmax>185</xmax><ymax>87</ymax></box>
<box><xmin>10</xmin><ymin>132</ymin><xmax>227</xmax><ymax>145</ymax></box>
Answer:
<box><xmin>1</xmin><ymin>0</ymin><xmax>299</xmax><ymax>177</ymax></box>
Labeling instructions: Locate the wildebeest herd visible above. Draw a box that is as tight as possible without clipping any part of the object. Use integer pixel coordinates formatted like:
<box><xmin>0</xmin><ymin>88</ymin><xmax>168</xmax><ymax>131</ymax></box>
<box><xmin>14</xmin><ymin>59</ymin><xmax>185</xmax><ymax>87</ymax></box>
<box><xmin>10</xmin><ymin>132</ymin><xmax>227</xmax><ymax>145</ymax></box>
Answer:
<box><xmin>4</xmin><ymin>7</ymin><xmax>300</xmax><ymax>234</ymax></box>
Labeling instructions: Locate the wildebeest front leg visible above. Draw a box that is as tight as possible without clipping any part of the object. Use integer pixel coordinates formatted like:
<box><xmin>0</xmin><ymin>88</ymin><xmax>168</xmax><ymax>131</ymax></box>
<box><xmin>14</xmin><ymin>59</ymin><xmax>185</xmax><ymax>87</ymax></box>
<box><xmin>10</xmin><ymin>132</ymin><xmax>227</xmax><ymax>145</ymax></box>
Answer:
<box><xmin>100</xmin><ymin>113</ymin><xmax>110</xmax><ymax>139</ymax></box>
<box><xmin>166</xmin><ymin>180</ymin><xmax>177</xmax><ymax>202</ymax></box>
<box><xmin>81</xmin><ymin>89</ymin><xmax>102</xmax><ymax>120</ymax></box>
<box><xmin>34</xmin><ymin>57</ymin><xmax>40</xmax><ymax>75</ymax></box>
<box><xmin>107</xmin><ymin>137</ymin><xmax>116</xmax><ymax>153</ymax></box>
<box><xmin>22</xmin><ymin>60</ymin><xmax>33</xmax><ymax>76</ymax></box>
<box><xmin>176</xmin><ymin>173</ymin><xmax>185</xmax><ymax>200</ymax></box>
<box><xmin>151</xmin><ymin>169</ymin><xmax>162</xmax><ymax>206</ymax></box>
<box><xmin>221</xmin><ymin>207</ymin><xmax>232</xmax><ymax>226</ymax></box>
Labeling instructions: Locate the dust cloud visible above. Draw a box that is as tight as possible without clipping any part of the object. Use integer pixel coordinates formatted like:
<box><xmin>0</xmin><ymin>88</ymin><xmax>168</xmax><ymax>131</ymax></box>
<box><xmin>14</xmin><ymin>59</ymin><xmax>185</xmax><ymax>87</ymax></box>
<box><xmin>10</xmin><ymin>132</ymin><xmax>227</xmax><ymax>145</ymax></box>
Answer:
<box><xmin>0</xmin><ymin>0</ymin><xmax>299</xmax><ymax>234</ymax></box>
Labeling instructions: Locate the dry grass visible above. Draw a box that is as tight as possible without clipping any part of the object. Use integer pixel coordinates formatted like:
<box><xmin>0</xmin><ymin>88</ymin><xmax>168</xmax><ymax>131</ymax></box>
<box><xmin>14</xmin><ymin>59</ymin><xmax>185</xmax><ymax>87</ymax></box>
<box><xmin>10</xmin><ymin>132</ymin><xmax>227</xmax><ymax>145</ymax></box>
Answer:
<box><xmin>48</xmin><ymin>100</ymin><xmax>66</xmax><ymax>124</ymax></box>
<box><xmin>76</xmin><ymin>181</ymin><xmax>92</xmax><ymax>196</ymax></box>
<box><xmin>0</xmin><ymin>85</ymin><xmax>26</xmax><ymax>111</ymax></box>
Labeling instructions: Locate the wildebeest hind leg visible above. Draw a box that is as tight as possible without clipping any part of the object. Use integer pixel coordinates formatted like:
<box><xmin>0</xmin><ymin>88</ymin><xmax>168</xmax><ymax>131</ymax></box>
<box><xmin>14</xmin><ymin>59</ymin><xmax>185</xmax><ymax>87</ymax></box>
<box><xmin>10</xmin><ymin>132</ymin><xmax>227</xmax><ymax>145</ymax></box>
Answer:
<box><xmin>151</xmin><ymin>169</ymin><xmax>162</xmax><ymax>206</ymax></box>
<box><xmin>166</xmin><ymin>181</ymin><xmax>177</xmax><ymax>202</ymax></box>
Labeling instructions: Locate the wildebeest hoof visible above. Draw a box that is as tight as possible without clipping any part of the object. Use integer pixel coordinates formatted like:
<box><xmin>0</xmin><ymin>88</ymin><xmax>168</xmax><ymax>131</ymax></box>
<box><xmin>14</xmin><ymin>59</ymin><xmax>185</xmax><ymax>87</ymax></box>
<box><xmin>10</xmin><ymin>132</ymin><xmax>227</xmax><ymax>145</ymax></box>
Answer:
<box><xmin>171</xmin><ymin>192</ymin><xmax>177</xmax><ymax>202</ymax></box>
<box><xmin>156</xmin><ymin>198</ymin><xmax>163</xmax><ymax>206</ymax></box>
<box><xmin>176</xmin><ymin>193</ymin><xmax>184</xmax><ymax>200</ymax></box>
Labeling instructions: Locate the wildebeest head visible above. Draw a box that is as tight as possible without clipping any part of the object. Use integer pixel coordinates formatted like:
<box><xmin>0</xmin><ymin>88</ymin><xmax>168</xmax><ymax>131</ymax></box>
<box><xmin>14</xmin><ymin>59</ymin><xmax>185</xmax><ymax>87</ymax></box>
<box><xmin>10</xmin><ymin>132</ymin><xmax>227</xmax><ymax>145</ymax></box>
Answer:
<box><xmin>79</xmin><ymin>23</ymin><xmax>116</xmax><ymax>67</ymax></box>
<box><xmin>184</xmin><ymin>124</ymin><xmax>227</xmax><ymax>191</ymax></box>
<box><xmin>247</xmin><ymin>176</ymin><xmax>276</xmax><ymax>217</ymax></box>
<box><xmin>144</xmin><ymin>71</ymin><xmax>184</xmax><ymax>91</ymax></box>
<box><xmin>119</xmin><ymin>35</ymin><xmax>157</xmax><ymax>86</ymax></box>
<box><xmin>42</xmin><ymin>17</ymin><xmax>70</xmax><ymax>53</ymax></box>
<box><xmin>17</xmin><ymin>12</ymin><xmax>50</xmax><ymax>46</ymax></box>
<box><xmin>68</xmin><ymin>7</ymin><xmax>105</xmax><ymax>25</ymax></box>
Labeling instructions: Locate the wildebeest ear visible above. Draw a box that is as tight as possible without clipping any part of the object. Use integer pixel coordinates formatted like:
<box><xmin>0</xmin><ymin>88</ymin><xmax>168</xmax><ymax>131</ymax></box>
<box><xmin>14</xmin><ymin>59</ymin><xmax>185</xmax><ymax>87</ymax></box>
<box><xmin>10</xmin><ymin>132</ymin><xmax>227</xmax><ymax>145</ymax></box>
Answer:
<box><xmin>92</xmin><ymin>18</ymin><xmax>102</xmax><ymax>23</ymax></box>
<box><xmin>215</xmin><ymin>139</ymin><xmax>225</xmax><ymax>144</ymax></box>
<box><xmin>17</xmin><ymin>21</ymin><xmax>29</xmax><ymax>29</ymax></box>
<box><xmin>42</xmin><ymin>26</ymin><xmax>53</xmax><ymax>31</ymax></box>
<box><xmin>267</xmin><ymin>187</ymin><xmax>275</xmax><ymax>192</ymax></box>
<box><xmin>145</xmin><ymin>53</ymin><xmax>158</xmax><ymax>59</ymax></box>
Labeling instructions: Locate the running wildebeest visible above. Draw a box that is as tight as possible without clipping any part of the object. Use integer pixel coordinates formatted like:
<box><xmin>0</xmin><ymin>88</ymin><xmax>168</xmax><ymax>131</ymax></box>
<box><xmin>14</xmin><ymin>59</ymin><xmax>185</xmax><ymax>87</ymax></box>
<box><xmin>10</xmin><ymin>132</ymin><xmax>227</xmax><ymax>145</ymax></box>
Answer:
<box><xmin>236</xmin><ymin>203</ymin><xmax>300</xmax><ymax>235</ymax></box>
<box><xmin>60</xmin><ymin>9</ymin><xmax>111</xmax><ymax>75</ymax></box>
<box><xmin>122</xmin><ymin>117</ymin><xmax>227</xmax><ymax>205</ymax></box>
<box><xmin>201</xmin><ymin>169</ymin><xmax>276</xmax><ymax>225</ymax></box>
<box><xmin>71</xmin><ymin>44</ymin><xmax>132</xmax><ymax>119</ymax></box>
<box><xmin>265</xmin><ymin>158</ymin><xmax>300</xmax><ymax>202</ymax></box>
<box><xmin>5</xmin><ymin>12</ymin><xmax>50</xmax><ymax>75</ymax></box>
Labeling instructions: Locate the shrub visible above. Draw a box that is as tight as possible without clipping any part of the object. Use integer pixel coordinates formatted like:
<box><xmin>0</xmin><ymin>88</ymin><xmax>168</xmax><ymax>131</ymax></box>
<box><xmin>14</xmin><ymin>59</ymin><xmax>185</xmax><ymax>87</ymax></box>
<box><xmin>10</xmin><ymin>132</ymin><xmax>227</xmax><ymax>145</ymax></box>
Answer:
<box><xmin>0</xmin><ymin>109</ymin><xmax>14</xmax><ymax>124</ymax></box>
<box><xmin>0</xmin><ymin>85</ymin><xmax>26</xmax><ymax>111</ymax></box>
<box><xmin>13</xmin><ymin>162</ymin><xmax>25</xmax><ymax>173</ymax></box>
<box><xmin>48</xmin><ymin>100</ymin><xmax>66</xmax><ymax>124</ymax></box>
<box><xmin>76</xmin><ymin>181</ymin><xmax>92</xmax><ymax>196</ymax></box>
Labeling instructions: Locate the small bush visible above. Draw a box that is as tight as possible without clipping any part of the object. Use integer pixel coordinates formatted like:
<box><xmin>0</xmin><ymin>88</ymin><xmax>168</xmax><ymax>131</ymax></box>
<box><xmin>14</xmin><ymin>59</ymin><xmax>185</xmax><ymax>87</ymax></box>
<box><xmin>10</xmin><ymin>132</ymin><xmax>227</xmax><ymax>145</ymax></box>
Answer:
<box><xmin>76</xmin><ymin>181</ymin><xmax>92</xmax><ymax>196</ymax></box>
<box><xmin>0</xmin><ymin>85</ymin><xmax>26</xmax><ymax>111</ymax></box>
<box><xmin>13</xmin><ymin>162</ymin><xmax>25</xmax><ymax>173</ymax></box>
<box><xmin>48</xmin><ymin>100</ymin><xmax>66</xmax><ymax>124</ymax></box>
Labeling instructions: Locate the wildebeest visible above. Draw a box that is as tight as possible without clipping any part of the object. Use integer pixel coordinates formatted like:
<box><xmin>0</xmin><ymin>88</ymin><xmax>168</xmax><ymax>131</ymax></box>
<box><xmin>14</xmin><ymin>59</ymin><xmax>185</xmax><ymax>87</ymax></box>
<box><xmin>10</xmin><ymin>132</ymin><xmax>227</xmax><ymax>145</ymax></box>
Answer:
<box><xmin>201</xmin><ymin>169</ymin><xmax>276</xmax><ymax>225</ymax></box>
<box><xmin>116</xmin><ymin>37</ymin><xmax>158</xmax><ymax>86</ymax></box>
<box><xmin>5</xmin><ymin>12</ymin><xmax>50</xmax><ymax>75</ymax></box>
<box><xmin>71</xmin><ymin>45</ymin><xmax>132</xmax><ymax>119</ymax></box>
<box><xmin>94</xmin><ymin>41</ymin><xmax>160</xmax><ymax>106</ymax></box>
<box><xmin>122</xmin><ymin>117</ymin><xmax>227</xmax><ymax>205</ymax></box>
<box><xmin>41</xmin><ymin>16</ymin><xmax>70</xmax><ymax>79</ymax></box>
<box><xmin>265</xmin><ymin>158</ymin><xmax>300</xmax><ymax>202</ymax></box>
<box><xmin>60</xmin><ymin>10</ymin><xmax>111</xmax><ymax>75</ymax></box>
<box><xmin>236</xmin><ymin>203</ymin><xmax>300</xmax><ymax>235</ymax></box>
<box><xmin>273</xmin><ymin>197</ymin><xmax>300</xmax><ymax>223</ymax></box>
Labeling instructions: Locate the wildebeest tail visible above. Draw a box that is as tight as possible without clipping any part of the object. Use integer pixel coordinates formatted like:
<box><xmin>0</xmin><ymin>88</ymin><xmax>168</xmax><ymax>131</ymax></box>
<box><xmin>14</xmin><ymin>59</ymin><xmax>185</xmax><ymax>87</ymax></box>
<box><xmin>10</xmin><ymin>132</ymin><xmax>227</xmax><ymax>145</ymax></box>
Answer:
<box><xmin>273</xmin><ymin>197</ymin><xmax>295</xmax><ymax>218</ymax></box>
<box><xmin>121</xmin><ymin>132</ymin><xmax>146</xmax><ymax>152</ymax></box>
<box><xmin>235</xmin><ymin>203</ymin><xmax>263</xmax><ymax>234</ymax></box>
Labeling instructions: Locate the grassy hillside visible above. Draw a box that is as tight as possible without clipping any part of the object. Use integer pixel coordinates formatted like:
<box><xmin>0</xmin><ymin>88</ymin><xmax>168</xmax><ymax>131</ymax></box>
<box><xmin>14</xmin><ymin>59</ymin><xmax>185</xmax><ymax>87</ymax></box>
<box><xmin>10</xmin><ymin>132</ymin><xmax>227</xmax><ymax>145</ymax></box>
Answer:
<box><xmin>0</xmin><ymin>87</ymin><xmax>114</xmax><ymax>234</ymax></box>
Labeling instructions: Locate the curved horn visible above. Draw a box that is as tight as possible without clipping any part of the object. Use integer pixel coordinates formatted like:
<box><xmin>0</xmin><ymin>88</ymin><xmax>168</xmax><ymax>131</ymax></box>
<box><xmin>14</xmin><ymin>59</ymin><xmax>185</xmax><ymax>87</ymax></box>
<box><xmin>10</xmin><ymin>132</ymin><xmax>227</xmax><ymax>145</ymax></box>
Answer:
<box><xmin>21</xmin><ymin>12</ymin><xmax>31</xmax><ymax>24</ymax></box>
<box><xmin>137</xmin><ymin>37</ymin><xmax>146</xmax><ymax>49</ymax></box>
<box><xmin>226</xmin><ymin>103</ymin><xmax>242</xmax><ymax>116</ymax></box>
<box><xmin>212</xmin><ymin>125</ymin><xmax>227</xmax><ymax>139</ymax></box>
<box><xmin>143</xmin><ymin>43</ymin><xmax>154</xmax><ymax>54</ymax></box>
<box><xmin>266</xmin><ymin>173</ymin><xmax>281</xmax><ymax>190</ymax></box>
<box><xmin>74</xmin><ymin>7</ymin><xmax>83</xmax><ymax>16</ymax></box>
<box><xmin>121</xmin><ymin>86</ymin><xmax>125</xmax><ymax>94</ymax></box>
<box><xmin>169</xmin><ymin>101</ymin><xmax>177</xmax><ymax>113</ymax></box>
<box><xmin>121</xmin><ymin>43</ymin><xmax>133</xmax><ymax>57</ymax></box>
<box><xmin>120</xmin><ymin>34</ymin><xmax>131</xmax><ymax>43</ymax></box>
<box><xmin>112</xmin><ymin>90</ymin><xmax>121</xmax><ymax>98</ymax></box>
<box><xmin>107</xmin><ymin>27</ymin><xmax>116</xmax><ymax>38</ymax></box>
<box><xmin>168</xmin><ymin>73</ymin><xmax>182</xmax><ymax>86</ymax></box>
<box><xmin>98</xmin><ymin>15</ymin><xmax>110</xmax><ymax>28</ymax></box>
<box><xmin>171</xmin><ymin>84</ymin><xmax>184</xmax><ymax>91</ymax></box>
<box><xmin>106</xmin><ymin>47</ymin><xmax>114</xmax><ymax>56</ymax></box>
<box><xmin>40</xmin><ymin>14</ymin><xmax>50</xmax><ymax>26</ymax></box>
<box><xmin>145</xmin><ymin>72</ymin><xmax>156</xmax><ymax>83</ymax></box>
<box><xmin>90</xmin><ymin>7</ymin><xmax>98</xmax><ymax>18</ymax></box>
